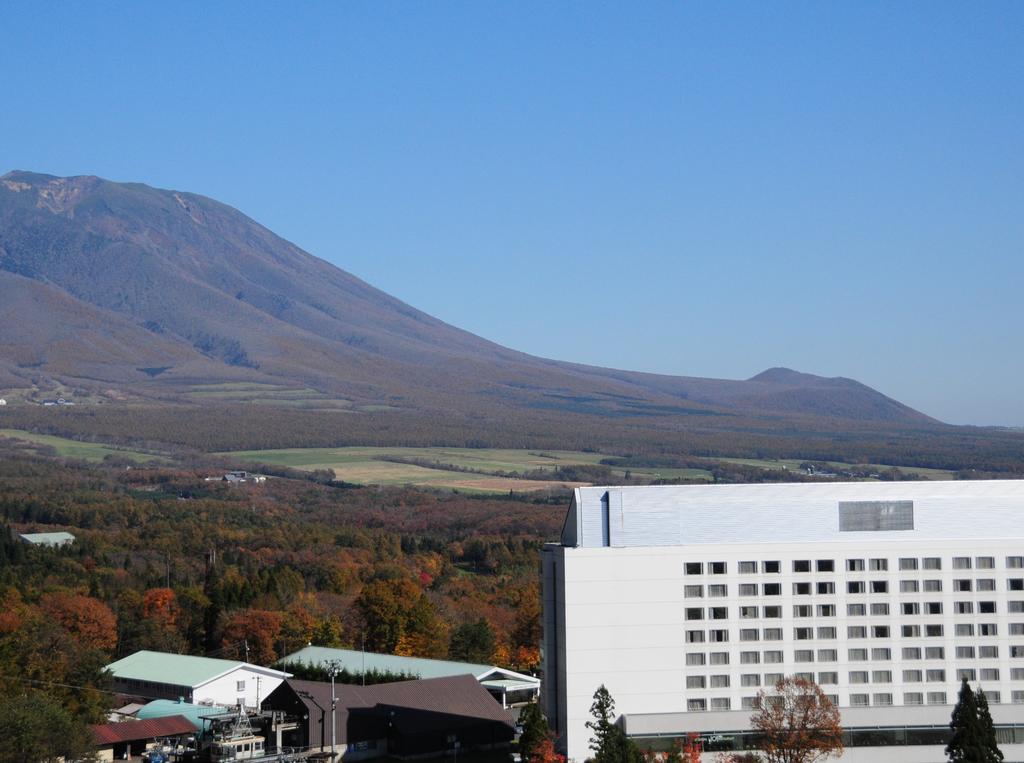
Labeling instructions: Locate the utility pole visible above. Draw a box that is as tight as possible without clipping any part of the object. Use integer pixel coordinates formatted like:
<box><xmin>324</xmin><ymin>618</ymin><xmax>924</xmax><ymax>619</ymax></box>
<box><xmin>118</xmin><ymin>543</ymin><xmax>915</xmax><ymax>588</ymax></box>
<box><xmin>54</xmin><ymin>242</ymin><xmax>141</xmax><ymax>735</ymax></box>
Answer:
<box><xmin>326</xmin><ymin>659</ymin><xmax>342</xmax><ymax>758</ymax></box>
<box><xmin>361</xmin><ymin>632</ymin><xmax>366</xmax><ymax>687</ymax></box>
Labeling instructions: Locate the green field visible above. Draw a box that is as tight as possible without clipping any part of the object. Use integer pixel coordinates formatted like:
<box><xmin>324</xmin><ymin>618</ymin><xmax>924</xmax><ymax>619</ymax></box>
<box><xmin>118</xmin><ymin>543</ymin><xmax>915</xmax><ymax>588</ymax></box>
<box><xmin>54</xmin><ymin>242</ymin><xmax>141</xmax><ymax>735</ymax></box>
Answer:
<box><xmin>217</xmin><ymin>445</ymin><xmax>713</xmax><ymax>491</ymax></box>
<box><xmin>717</xmin><ymin>457</ymin><xmax>957</xmax><ymax>480</ymax></box>
<box><xmin>0</xmin><ymin>429</ymin><xmax>168</xmax><ymax>463</ymax></box>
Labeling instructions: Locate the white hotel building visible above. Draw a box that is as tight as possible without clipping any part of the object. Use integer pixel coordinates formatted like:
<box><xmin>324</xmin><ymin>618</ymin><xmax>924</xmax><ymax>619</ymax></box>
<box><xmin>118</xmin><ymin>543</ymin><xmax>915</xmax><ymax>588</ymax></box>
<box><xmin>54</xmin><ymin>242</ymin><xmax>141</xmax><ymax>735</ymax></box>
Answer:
<box><xmin>541</xmin><ymin>481</ymin><xmax>1024</xmax><ymax>762</ymax></box>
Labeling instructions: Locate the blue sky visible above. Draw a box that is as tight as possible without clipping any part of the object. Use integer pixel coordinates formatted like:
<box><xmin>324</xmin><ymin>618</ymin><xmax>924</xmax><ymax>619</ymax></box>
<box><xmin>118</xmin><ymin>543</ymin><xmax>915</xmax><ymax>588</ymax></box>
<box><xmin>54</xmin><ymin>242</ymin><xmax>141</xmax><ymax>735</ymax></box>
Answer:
<box><xmin>2</xmin><ymin>2</ymin><xmax>1022</xmax><ymax>425</ymax></box>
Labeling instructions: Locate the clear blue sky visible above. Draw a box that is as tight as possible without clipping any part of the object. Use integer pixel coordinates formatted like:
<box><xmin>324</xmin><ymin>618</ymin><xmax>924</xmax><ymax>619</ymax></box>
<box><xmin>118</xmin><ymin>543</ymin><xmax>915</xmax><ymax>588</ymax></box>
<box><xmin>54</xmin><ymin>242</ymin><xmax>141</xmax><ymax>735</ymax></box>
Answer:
<box><xmin>2</xmin><ymin>2</ymin><xmax>1022</xmax><ymax>425</ymax></box>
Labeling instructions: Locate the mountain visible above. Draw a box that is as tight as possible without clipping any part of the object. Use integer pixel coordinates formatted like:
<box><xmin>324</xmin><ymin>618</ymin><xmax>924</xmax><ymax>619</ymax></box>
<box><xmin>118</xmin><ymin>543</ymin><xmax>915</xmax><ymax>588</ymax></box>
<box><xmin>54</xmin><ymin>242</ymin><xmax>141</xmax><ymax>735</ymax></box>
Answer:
<box><xmin>0</xmin><ymin>170</ymin><xmax>934</xmax><ymax>426</ymax></box>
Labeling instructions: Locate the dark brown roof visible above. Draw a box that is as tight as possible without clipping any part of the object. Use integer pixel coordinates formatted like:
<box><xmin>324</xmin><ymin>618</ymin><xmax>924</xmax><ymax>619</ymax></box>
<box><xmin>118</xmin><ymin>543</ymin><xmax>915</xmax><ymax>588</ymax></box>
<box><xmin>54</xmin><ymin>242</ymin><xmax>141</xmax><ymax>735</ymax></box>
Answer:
<box><xmin>92</xmin><ymin>714</ymin><xmax>197</xmax><ymax>746</ymax></box>
<box><xmin>274</xmin><ymin>674</ymin><xmax>513</xmax><ymax>744</ymax></box>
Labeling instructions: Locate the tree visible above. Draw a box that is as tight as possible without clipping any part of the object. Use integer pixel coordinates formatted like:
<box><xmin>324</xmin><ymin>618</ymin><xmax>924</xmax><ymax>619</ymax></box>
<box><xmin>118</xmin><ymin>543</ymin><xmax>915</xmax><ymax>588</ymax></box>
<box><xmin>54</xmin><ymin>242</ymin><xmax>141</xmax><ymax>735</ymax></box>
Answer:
<box><xmin>585</xmin><ymin>685</ymin><xmax>643</xmax><ymax>763</ymax></box>
<box><xmin>220</xmin><ymin>609</ymin><xmax>283</xmax><ymax>665</ymax></box>
<box><xmin>0</xmin><ymin>692</ymin><xmax>96</xmax><ymax>763</ymax></box>
<box><xmin>40</xmin><ymin>592</ymin><xmax>118</xmax><ymax>652</ymax></box>
<box><xmin>531</xmin><ymin>738</ymin><xmax>566</xmax><ymax>763</ymax></box>
<box><xmin>750</xmin><ymin>677</ymin><xmax>843</xmax><ymax>763</ymax></box>
<box><xmin>518</xmin><ymin>701</ymin><xmax>552</xmax><ymax>762</ymax></box>
<box><xmin>947</xmin><ymin>679</ymin><xmax>1002</xmax><ymax>763</ymax></box>
<box><xmin>449</xmin><ymin>618</ymin><xmax>497</xmax><ymax>663</ymax></box>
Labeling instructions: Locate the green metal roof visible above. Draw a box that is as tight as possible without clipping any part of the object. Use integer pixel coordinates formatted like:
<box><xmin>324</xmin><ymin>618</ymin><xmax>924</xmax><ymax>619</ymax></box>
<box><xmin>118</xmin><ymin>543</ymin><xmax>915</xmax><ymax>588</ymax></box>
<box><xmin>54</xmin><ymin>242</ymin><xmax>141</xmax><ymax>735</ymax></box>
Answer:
<box><xmin>135</xmin><ymin>699</ymin><xmax>229</xmax><ymax>736</ymax></box>
<box><xmin>279</xmin><ymin>645</ymin><xmax>538</xmax><ymax>685</ymax></box>
<box><xmin>19</xmin><ymin>531</ymin><xmax>75</xmax><ymax>546</ymax></box>
<box><xmin>106</xmin><ymin>650</ymin><xmax>289</xmax><ymax>687</ymax></box>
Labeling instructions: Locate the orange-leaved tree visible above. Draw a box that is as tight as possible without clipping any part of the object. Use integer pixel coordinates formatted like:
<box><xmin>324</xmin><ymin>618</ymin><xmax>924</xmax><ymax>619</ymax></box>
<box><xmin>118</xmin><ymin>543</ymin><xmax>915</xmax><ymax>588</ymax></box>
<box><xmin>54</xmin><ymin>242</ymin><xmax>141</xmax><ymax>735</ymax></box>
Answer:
<box><xmin>750</xmin><ymin>677</ymin><xmax>843</xmax><ymax>763</ymax></box>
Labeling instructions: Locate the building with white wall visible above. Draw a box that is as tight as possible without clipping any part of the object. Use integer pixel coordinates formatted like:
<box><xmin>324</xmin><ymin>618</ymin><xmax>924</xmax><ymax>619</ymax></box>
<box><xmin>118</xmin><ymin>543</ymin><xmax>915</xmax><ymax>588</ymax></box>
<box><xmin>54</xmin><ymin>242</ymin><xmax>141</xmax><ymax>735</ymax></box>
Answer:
<box><xmin>106</xmin><ymin>650</ymin><xmax>290</xmax><ymax>709</ymax></box>
<box><xmin>542</xmin><ymin>481</ymin><xmax>1024</xmax><ymax>762</ymax></box>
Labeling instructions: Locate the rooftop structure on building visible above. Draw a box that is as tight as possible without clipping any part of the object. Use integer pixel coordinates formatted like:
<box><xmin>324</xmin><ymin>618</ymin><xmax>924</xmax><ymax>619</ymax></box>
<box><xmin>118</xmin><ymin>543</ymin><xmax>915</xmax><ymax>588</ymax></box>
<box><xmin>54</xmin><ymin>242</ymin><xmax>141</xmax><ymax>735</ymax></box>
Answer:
<box><xmin>91</xmin><ymin>714</ymin><xmax>197</xmax><ymax>762</ymax></box>
<box><xmin>543</xmin><ymin>481</ymin><xmax>1024</xmax><ymax>763</ymax></box>
<box><xmin>19</xmin><ymin>530</ymin><xmax>75</xmax><ymax>547</ymax></box>
<box><xmin>280</xmin><ymin>644</ymin><xmax>540</xmax><ymax>708</ymax></box>
<box><xmin>105</xmin><ymin>650</ymin><xmax>291</xmax><ymax>709</ymax></box>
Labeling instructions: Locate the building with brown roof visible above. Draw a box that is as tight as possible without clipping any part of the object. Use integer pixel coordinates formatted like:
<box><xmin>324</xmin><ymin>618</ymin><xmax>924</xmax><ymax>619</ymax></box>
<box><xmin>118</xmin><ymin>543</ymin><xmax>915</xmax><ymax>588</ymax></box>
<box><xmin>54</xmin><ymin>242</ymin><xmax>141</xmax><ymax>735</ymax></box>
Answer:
<box><xmin>91</xmin><ymin>714</ymin><xmax>197</xmax><ymax>761</ymax></box>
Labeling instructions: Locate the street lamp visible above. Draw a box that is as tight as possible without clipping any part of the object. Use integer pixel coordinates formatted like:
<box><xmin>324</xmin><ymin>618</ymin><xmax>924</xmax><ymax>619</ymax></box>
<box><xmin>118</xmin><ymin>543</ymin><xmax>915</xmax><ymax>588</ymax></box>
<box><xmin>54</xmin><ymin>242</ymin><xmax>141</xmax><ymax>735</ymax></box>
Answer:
<box><xmin>325</xmin><ymin>659</ymin><xmax>342</xmax><ymax>758</ymax></box>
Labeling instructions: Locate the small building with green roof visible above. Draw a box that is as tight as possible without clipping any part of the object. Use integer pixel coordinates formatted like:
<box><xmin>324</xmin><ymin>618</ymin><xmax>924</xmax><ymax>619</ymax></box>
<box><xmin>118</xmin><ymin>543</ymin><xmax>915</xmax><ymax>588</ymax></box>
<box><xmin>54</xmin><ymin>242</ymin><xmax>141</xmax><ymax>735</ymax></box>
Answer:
<box><xmin>19</xmin><ymin>530</ymin><xmax>75</xmax><ymax>547</ymax></box>
<box><xmin>105</xmin><ymin>650</ymin><xmax>291</xmax><ymax>710</ymax></box>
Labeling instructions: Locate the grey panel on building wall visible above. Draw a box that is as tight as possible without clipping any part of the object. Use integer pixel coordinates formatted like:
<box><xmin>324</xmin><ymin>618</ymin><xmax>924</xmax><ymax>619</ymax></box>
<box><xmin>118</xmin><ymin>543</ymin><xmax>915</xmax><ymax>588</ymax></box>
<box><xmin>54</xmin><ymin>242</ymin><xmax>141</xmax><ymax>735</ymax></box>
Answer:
<box><xmin>580</xmin><ymin>490</ymin><xmax>606</xmax><ymax>548</ymax></box>
<box><xmin>839</xmin><ymin>501</ymin><xmax>914</xmax><ymax>532</ymax></box>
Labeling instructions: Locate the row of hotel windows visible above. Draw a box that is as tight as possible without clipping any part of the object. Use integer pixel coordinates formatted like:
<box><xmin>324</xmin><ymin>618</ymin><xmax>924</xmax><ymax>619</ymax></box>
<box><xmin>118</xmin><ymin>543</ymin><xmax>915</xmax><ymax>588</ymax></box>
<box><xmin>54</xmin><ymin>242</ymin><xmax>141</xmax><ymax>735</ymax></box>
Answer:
<box><xmin>684</xmin><ymin>579</ymin><xmax>1024</xmax><ymax>597</ymax></box>
<box><xmin>684</xmin><ymin>557</ymin><xmax>1024</xmax><ymax>575</ymax></box>
<box><xmin>685</xmin><ymin>601</ymin><xmax>1022</xmax><ymax>618</ymax></box>
<box><xmin>685</xmin><ymin>648</ymin><xmax>1024</xmax><ymax>665</ymax></box>
<box><xmin>683</xmin><ymin>691</ymin><xmax>1024</xmax><ymax>711</ymax></box>
<box><xmin>685</xmin><ymin>667</ymin><xmax>1008</xmax><ymax>688</ymax></box>
<box><xmin>685</xmin><ymin>624</ymin><xmax>1023</xmax><ymax>642</ymax></box>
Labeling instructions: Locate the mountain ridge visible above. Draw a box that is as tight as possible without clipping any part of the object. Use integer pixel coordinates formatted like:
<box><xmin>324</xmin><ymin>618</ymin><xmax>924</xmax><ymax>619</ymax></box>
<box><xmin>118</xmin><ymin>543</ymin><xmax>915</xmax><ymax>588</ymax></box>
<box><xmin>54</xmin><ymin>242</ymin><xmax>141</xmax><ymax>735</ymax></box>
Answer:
<box><xmin>0</xmin><ymin>170</ymin><xmax>935</xmax><ymax>427</ymax></box>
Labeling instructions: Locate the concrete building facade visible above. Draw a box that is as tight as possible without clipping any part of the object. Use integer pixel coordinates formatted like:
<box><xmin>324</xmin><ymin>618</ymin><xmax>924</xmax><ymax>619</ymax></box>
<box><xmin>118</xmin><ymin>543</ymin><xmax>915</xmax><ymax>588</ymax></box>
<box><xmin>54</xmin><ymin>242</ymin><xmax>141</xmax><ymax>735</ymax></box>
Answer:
<box><xmin>542</xmin><ymin>481</ymin><xmax>1024</xmax><ymax>762</ymax></box>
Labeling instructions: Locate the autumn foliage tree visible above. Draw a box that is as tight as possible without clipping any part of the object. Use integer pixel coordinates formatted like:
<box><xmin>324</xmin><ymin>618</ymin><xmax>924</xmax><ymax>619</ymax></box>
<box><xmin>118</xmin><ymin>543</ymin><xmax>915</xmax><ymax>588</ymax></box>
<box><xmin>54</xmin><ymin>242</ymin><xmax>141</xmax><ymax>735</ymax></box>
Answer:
<box><xmin>221</xmin><ymin>609</ymin><xmax>284</xmax><ymax>665</ymax></box>
<box><xmin>750</xmin><ymin>677</ymin><xmax>843</xmax><ymax>763</ymax></box>
<box><xmin>39</xmin><ymin>592</ymin><xmax>117</xmax><ymax>652</ymax></box>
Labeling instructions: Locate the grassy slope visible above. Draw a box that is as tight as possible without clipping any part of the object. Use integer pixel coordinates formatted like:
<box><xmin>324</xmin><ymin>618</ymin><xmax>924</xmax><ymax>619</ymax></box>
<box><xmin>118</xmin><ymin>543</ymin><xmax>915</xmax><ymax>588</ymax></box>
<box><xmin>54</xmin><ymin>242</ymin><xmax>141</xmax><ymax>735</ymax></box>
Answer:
<box><xmin>0</xmin><ymin>429</ymin><xmax>167</xmax><ymax>463</ymax></box>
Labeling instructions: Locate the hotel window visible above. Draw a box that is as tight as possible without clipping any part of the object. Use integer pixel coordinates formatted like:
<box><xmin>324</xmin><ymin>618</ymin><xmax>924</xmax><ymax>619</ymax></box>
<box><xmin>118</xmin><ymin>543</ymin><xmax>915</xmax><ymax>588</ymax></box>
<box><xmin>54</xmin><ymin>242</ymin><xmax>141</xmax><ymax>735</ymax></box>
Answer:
<box><xmin>872</xmin><ymin>647</ymin><xmax>891</xmax><ymax>660</ymax></box>
<box><xmin>903</xmin><ymin>670</ymin><xmax>923</xmax><ymax>682</ymax></box>
<box><xmin>871</xmin><ymin>581</ymin><xmax>888</xmax><ymax>594</ymax></box>
<box><xmin>686</xmin><ymin>675</ymin><xmax>706</xmax><ymax>689</ymax></box>
<box><xmin>849</xmin><ymin>671</ymin><xmax>869</xmax><ymax>684</ymax></box>
<box><xmin>924</xmin><ymin>579</ymin><xmax>943</xmax><ymax>592</ymax></box>
<box><xmin>899</xmin><ymin>558</ymin><xmax>918</xmax><ymax>571</ymax></box>
<box><xmin>923</xmin><ymin>557</ymin><xmax>942</xmax><ymax>570</ymax></box>
<box><xmin>979</xmin><ymin>624</ymin><xmax>998</xmax><ymax>636</ymax></box>
<box><xmin>958</xmin><ymin>668</ymin><xmax>977</xmax><ymax>681</ymax></box>
<box><xmin>927</xmin><ymin>692</ymin><xmax>947</xmax><ymax>705</ymax></box>
<box><xmin>904</xmin><ymin>692</ymin><xmax>924</xmax><ymax>705</ymax></box>
<box><xmin>978</xmin><ymin>579</ymin><xmax>996</xmax><ymax>592</ymax></box>
<box><xmin>900</xmin><ymin>580</ymin><xmax>919</xmax><ymax>593</ymax></box>
<box><xmin>1008</xmin><ymin>556</ymin><xmax>1024</xmax><ymax>569</ymax></box>
<box><xmin>847</xmin><ymin>603</ymin><xmax>866</xmax><ymax>616</ymax></box>
<box><xmin>873</xmin><ymin>693</ymin><xmax>893</xmax><ymax>706</ymax></box>
<box><xmin>764</xmin><ymin>606</ymin><xmax>782</xmax><ymax>618</ymax></box>
<box><xmin>955</xmin><ymin>602</ymin><xmax>973</xmax><ymax>615</ymax></box>
<box><xmin>981</xmin><ymin>668</ymin><xmax>1000</xmax><ymax>681</ymax></box>
<box><xmin>741</xmin><ymin>697</ymin><xmax>760</xmax><ymax>710</ymax></box>
<box><xmin>872</xmin><ymin>670</ymin><xmax>892</xmax><ymax>683</ymax></box>
<box><xmin>818</xmin><ymin>672</ymin><xmax>838</xmax><ymax>685</ymax></box>
<box><xmin>817</xmin><ymin>560</ymin><xmax>835</xmax><ymax>572</ymax></box>
<box><xmin>764</xmin><ymin>650</ymin><xmax>784</xmax><ymax>663</ymax></box>
<box><xmin>1012</xmin><ymin>668</ymin><xmax>1024</xmax><ymax>680</ymax></box>
<box><xmin>710</xmin><ymin>607</ymin><xmax>728</xmax><ymax>620</ymax></box>
<box><xmin>685</xmin><ymin>562</ymin><xmax>703</xmax><ymax>575</ymax></box>
<box><xmin>925</xmin><ymin>647</ymin><xmax>945</xmax><ymax>659</ymax></box>
<box><xmin>684</xmin><ymin>585</ymin><xmax>703</xmax><ymax>598</ymax></box>
<box><xmin>710</xmin><ymin>561</ymin><xmax>727</xmax><ymax>575</ymax></box>
<box><xmin>985</xmin><ymin>692</ymin><xmax>1001</xmax><ymax>704</ymax></box>
<box><xmin>740</xmin><ymin>584</ymin><xmax>757</xmax><ymax>596</ymax></box>
<box><xmin>1011</xmin><ymin>624</ymin><xmax>1024</xmax><ymax>636</ymax></box>
<box><xmin>710</xmin><ymin>652</ymin><xmax>729</xmax><ymax>665</ymax></box>
<box><xmin>902</xmin><ymin>602</ymin><xmax>920</xmax><ymax>615</ymax></box>
<box><xmin>817</xmin><ymin>582</ymin><xmax>835</xmax><ymax>595</ymax></box>
<box><xmin>927</xmin><ymin>669</ymin><xmax>947</xmax><ymax>682</ymax></box>
<box><xmin>850</xmin><ymin>693</ymin><xmax>869</xmax><ymax>707</ymax></box>
<box><xmin>848</xmin><ymin>626</ymin><xmax>867</xmax><ymax>639</ymax></box>
<box><xmin>871</xmin><ymin>603</ymin><xmax>889</xmax><ymax>616</ymax></box>
<box><xmin>763</xmin><ymin>561</ymin><xmax>781</xmax><ymax>573</ymax></box>
<box><xmin>740</xmin><ymin>629</ymin><xmax>759</xmax><ymax>642</ymax></box>
<box><xmin>740</xmin><ymin>606</ymin><xmax>759</xmax><ymax>619</ymax></box>
<box><xmin>765</xmin><ymin>673</ymin><xmax>784</xmax><ymax>685</ymax></box>
<box><xmin>1010</xmin><ymin>579</ymin><xmax>1024</xmax><ymax>591</ymax></box>
<box><xmin>956</xmin><ymin>646</ymin><xmax>975</xmax><ymax>659</ymax></box>
<box><xmin>741</xmin><ymin>674</ymin><xmax>761</xmax><ymax>687</ymax></box>
<box><xmin>817</xmin><ymin>649</ymin><xmax>837</xmax><ymax>662</ymax></box>
<box><xmin>848</xmin><ymin>648</ymin><xmax>868</xmax><ymax>661</ymax></box>
<box><xmin>708</xmin><ymin>584</ymin><xmax>728</xmax><ymax>597</ymax></box>
<box><xmin>956</xmin><ymin>624</ymin><xmax>975</xmax><ymax>637</ymax></box>
<box><xmin>686</xmin><ymin>653</ymin><xmax>706</xmax><ymax>666</ymax></box>
<box><xmin>979</xmin><ymin>602</ymin><xmax>996</xmax><ymax>614</ymax></box>
<box><xmin>687</xmin><ymin>699</ymin><xmax>706</xmax><ymax>711</ymax></box>
<box><xmin>848</xmin><ymin>581</ymin><xmax>865</xmax><ymax>594</ymax></box>
<box><xmin>977</xmin><ymin>556</ymin><xmax>995</xmax><ymax>569</ymax></box>
<box><xmin>763</xmin><ymin>583</ymin><xmax>781</xmax><ymax>596</ymax></box>
<box><xmin>710</xmin><ymin>629</ymin><xmax>729</xmax><ymax>642</ymax></box>
<box><xmin>710</xmin><ymin>698</ymin><xmax>731</xmax><ymax>711</ymax></box>
<box><xmin>926</xmin><ymin>602</ymin><xmax>943</xmax><ymax>615</ymax></box>
<box><xmin>870</xmin><ymin>558</ymin><xmax>888</xmax><ymax>571</ymax></box>
<box><xmin>902</xmin><ymin>647</ymin><xmax>922</xmax><ymax>659</ymax></box>
<box><xmin>793</xmin><ymin>605</ymin><xmax>811</xmax><ymax>618</ymax></box>
<box><xmin>764</xmin><ymin>628</ymin><xmax>783</xmax><ymax>640</ymax></box>
<box><xmin>818</xmin><ymin>604</ymin><xmax>836</xmax><ymax>617</ymax></box>
<box><xmin>793</xmin><ymin>560</ymin><xmax>811</xmax><ymax>572</ymax></box>
<box><xmin>1010</xmin><ymin>602</ymin><xmax>1024</xmax><ymax>613</ymax></box>
<box><xmin>794</xmin><ymin>627</ymin><xmax>814</xmax><ymax>640</ymax></box>
<box><xmin>925</xmin><ymin>624</ymin><xmax>944</xmax><ymax>637</ymax></box>
<box><xmin>1015</xmin><ymin>691</ymin><xmax>1024</xmax><ymax>704</ymax></box>
<box><xmin>686</xmin><ymin>630</ymin><xmax>705</xmax><ymax>643</ymax></box>
<box><xmin>1013</xmin><ymin>646</ymin><xmax>1024</xmax><ymax>658</ymax></box>
<box><xmin>953</xmin><ymin>557</ymin><xmax>972</xmax><ymax>570</ymax></box>
<box><xmin>980</xmin><ymin>646</ymin><xmax>999</xmax><ymax>658</ymax></box>
<box><xmin>817</xmin><ymin>627</ymin><xmax>836</xmax><ymax>639</ymax></box>
<box><xmin>236</xmin><ymin>680</ymin><xmax>246</xmax><ymax>692</ymax></box>
<box><xmin>710</xmin><ymin>674</ymin><xmax>730</xmax><ymax>688</ymax></box>
<box><xmin>872</xmin><ymin>625</ymin><xmax>890</xmax><ymax>638</ymax></box>
<box><xmin>740</xmin><ymin>651</ymin><xmax>760</xmax><ymax>664</ymax></box>
<box><xmin>739</xmin><ymin>561</ymin><xmax>757</xmax><ymax>574</ymax></box>
<box><xmin>793</xmin><ymin>582</ymin><xmax>811</xmax><ymax>596</ymax></box>
<box><xmin>847</xmin><ymin>559</ymin><xmax>865</xmax><ymax>572</ymax></box>
<box><xmin>795</xmin><ymin>649</ymin><xmax>814</xmax><ymax>663</ymax></box>
<box><xmin>686</xmin><ymin>608</ymin><xmax>704</xmax><ymax>620</ymax></box>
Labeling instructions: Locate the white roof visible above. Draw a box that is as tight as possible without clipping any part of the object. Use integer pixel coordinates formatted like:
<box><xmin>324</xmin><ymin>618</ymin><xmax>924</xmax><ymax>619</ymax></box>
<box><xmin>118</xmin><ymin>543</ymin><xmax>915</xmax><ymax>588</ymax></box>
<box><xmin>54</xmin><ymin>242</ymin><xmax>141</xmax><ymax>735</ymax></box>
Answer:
<box><xmin>561</xmin><ymin>480</ymin><xmax>1024</xmax><ymax>548</ymax></box>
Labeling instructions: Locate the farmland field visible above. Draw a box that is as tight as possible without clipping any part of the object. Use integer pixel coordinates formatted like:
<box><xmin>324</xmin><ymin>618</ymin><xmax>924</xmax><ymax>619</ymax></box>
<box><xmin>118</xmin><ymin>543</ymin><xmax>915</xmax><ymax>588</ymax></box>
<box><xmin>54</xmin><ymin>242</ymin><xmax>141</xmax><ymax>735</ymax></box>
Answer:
<box><xmin>716</xmin><ymin>457</ymin><xmax>957</xmax><ymax>480</ymax></box>
<box><xmin>0</xmin><ymin>429</ymin><xmax>167</xmax><ymax>463</ymax></box>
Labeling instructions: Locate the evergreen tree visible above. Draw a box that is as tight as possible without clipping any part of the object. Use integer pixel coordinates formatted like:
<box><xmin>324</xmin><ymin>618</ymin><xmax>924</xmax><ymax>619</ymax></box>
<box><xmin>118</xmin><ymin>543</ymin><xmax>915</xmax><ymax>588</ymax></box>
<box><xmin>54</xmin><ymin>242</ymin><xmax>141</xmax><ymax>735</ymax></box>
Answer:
<box><xmin>946</xmin><ymin>678</ymin><xmax>997</xmax><ymax>763</ymax></box>
<box><xmin>976</xmin><ymin>690</ymin><xmax>1004</xmax><ymax>763</ymax></box>
<box><xmin>585</xmin><ymin>685</ymin><xmax>643</xmax><ymax>763</ymax></box>
<box><xmin>518</xmin><ymin>701</ymin><xmax>552</xmax><ymax>761</ymax></box>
